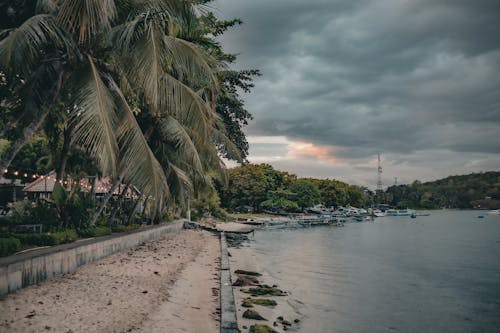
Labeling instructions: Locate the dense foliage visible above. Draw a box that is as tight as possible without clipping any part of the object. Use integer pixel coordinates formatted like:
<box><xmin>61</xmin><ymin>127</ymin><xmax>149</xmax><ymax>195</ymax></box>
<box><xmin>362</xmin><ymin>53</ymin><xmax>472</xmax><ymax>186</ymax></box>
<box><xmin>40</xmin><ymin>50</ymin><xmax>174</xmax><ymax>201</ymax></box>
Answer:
<box><xmin>0</xmin><ymin>0</ymin><xmax>257</xmax><ymax>227</ymax></box>
<box><xmin>384</xmin><ymin>172</ymin><xmax>500</xmax><ymax>209</ymax></box>
<box><xmin>218</xmin><ymin>163</ymin><xmax>367</xmax><ymax>213</ymax></box>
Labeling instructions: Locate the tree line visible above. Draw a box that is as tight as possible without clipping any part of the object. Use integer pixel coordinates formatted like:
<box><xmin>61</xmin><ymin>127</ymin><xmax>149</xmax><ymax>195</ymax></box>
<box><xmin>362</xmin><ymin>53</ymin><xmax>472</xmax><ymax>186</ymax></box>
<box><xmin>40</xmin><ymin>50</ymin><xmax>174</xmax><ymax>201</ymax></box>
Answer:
<box><xmin>217</xmin><ymin>163</ymin><xmax>366</xmax><ymax>213</ymax></box>
<box><xmin>381</xmin><ymin>171</ymin><xmax>500</xmax><ymax>209</ymax></box>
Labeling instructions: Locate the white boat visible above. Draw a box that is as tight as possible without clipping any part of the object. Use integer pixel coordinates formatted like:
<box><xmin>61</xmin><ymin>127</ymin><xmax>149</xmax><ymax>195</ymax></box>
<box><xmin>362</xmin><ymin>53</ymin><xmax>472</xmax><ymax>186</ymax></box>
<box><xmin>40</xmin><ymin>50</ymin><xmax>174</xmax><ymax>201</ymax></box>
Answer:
<box><xmin>369</xmin><ymin>208</ymin><xmax>386</xmax><ymax>217</ymax></box>
<box><xmin>386</xmin><ymin>209</ymin><xmax>416</xmax><ymax>216</ymax></box>
<box><xmin>487</xmin><ymin>209</ymin><xmax>500</xmax><ymax>215</ymax></box>
<box><xmin>306</xmin><ymin>204</ymin><xmax>332</xmax><ymax>215</ymax></box>
<box><xmin>334</xmin><ymin>206</ymin><xmax>363</xmax><ymax>216</ymax></box>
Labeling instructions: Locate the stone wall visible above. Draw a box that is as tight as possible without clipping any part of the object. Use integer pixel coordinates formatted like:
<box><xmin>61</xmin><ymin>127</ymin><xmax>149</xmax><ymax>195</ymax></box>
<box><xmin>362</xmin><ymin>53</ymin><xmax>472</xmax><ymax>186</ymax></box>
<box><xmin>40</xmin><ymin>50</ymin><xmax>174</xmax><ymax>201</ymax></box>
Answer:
<box><xmin>0</xmin><ymin>221</ymin><xmax>184</xmax><ymax>296</ymax></box>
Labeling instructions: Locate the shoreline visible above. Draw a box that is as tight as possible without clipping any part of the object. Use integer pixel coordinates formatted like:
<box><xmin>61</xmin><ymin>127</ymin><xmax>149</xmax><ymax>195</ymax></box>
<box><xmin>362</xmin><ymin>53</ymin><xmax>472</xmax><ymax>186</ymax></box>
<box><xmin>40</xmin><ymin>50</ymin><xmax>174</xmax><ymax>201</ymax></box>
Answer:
<box><xmin>228</xmin><ymin>233</ymin><xmax>303</xmax><ymax>333</ymax></box>
<box><xmin>0</xmin><ymin>229</ymin><xmax>220</xmax><ymax>332</ymax></box>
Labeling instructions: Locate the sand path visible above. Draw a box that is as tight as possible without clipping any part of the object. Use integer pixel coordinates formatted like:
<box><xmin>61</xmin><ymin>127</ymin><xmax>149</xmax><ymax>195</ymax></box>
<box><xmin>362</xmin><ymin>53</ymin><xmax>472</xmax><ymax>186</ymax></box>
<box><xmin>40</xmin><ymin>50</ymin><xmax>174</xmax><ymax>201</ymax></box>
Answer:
<box><xmin>0</xmin><ymin>229</ymin><xmax>220</xmax><ymax>333</ymax></box>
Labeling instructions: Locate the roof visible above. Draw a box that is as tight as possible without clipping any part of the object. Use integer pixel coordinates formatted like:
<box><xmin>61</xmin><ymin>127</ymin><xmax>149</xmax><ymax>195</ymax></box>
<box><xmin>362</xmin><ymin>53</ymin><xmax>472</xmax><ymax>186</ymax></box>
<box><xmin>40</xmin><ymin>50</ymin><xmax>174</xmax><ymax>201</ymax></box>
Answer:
<box><xmin>23</xmin><ymin>171</ymin><xmax>139</xmax><ymax>198</ymax></box>
<box><xmin>23</xmin><ymin>171</ymin><xmax>57</xmax><ymax>192</ymax></box>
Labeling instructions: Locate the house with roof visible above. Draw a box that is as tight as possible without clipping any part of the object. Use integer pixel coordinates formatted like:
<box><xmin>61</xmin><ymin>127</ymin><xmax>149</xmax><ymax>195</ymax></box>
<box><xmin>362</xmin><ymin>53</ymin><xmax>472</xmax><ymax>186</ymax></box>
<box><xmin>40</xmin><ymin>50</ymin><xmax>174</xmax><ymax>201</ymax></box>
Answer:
<box><xmin>23</xmin><ymin>171</ymin><xmax>139</xmax><ymax>200</ymax></box>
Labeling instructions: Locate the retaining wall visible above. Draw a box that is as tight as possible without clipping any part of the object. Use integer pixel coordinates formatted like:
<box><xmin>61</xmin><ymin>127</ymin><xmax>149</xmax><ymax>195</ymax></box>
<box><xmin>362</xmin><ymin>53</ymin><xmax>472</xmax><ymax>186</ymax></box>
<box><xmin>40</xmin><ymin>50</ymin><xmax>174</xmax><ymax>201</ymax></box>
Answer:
<box><xmin>220</xmin><ymin>232</ymin><xmax>239</xmax><ymax>333</ymax></box>
<box><xmin>0</xmin><ymin>220</ymin><xmax>184</xmax><ymax>296</ymax></box>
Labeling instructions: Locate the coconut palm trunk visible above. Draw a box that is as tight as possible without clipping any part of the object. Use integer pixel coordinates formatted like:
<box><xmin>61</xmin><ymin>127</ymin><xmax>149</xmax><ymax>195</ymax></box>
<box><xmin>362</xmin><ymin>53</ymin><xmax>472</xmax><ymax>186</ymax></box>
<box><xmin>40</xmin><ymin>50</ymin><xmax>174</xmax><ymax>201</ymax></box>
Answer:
<box><xmin>0</xmin><ymin>68</ymin><xmax>64</xmax><ymax>172</ymax></box>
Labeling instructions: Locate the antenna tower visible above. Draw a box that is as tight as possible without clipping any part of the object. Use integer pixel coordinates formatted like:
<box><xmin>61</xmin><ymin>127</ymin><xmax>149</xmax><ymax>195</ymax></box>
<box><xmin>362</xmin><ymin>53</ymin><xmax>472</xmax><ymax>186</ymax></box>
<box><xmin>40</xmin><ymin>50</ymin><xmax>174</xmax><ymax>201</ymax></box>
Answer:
<box><xmin>377</xmin><ymin>153</ymin><xmax>383</xmax><ymax>192</ymax></box>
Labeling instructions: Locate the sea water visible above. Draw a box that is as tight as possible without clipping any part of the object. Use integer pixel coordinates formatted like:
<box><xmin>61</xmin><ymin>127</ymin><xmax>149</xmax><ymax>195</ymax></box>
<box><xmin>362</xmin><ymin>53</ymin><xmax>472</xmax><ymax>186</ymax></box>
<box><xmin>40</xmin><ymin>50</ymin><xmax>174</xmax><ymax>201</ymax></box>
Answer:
<box><xmin>236</xmin><ymin>210</ymin><xmax>500</xmax><ymax>332</ymax></box>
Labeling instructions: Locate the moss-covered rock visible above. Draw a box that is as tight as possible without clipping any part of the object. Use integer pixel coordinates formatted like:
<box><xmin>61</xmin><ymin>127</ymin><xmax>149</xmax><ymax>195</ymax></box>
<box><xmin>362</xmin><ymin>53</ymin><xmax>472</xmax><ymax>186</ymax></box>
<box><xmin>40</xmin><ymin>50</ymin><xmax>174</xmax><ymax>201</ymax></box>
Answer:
<box><xmin>243</xmin><ymin>309</ymin><xmax>266</xmax><ymax>320</ymax></box>
<box><xmin>252</xmin><ymin>298</ymin><xmax>277</xmax><ymax>307</ymax></box>
<box><xmin>232</xmin><ymin>275</ymin><xmax>260</xmax><ymax>286</ymax></box>
<box><xmin>249</xmin><ymin>325</ymin><xmax>278</xmax><ymax>333</ymax></box>
<box><xmin>243</xmin><ymin>285</ymin><xmax>287</xmax><ymax>297</ymax></box>
<box><xmin>242</xmin><ymin>298</ymin><xmax>277</xmax><ymax>308</ymax></box>
<box><xmin>242</xmin><ymin>299</ymin><xmax>254</xmax><ymax>308</ymax></box>
<box><xmin>235</xmin><ymin>269</ymin><xmax>262</xmax><ymax>276</ymax></box>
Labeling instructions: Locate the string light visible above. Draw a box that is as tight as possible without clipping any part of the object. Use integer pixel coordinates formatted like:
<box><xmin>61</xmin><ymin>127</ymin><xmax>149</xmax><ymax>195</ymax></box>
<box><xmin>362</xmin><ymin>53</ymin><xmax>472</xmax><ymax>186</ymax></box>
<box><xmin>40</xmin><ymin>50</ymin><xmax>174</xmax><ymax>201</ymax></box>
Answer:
<box><xmin>13</xmin><ymin>171</ymin><xmax>18</xmax><ymax>176</ymax></box>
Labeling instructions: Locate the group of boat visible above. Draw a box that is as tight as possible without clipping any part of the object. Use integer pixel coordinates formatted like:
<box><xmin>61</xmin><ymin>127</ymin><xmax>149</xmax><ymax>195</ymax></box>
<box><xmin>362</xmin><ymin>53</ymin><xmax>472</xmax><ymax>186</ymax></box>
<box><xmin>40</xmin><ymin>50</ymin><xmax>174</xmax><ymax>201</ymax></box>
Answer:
<box><xmin>306</xmin><ymin>204</ymin><xmax>417</xmax><ymax>218</ymax></box>
<box><xmin>241</xmin><ymin>205</ymin><xmax>430</xmax><ymax>230</ymax></box>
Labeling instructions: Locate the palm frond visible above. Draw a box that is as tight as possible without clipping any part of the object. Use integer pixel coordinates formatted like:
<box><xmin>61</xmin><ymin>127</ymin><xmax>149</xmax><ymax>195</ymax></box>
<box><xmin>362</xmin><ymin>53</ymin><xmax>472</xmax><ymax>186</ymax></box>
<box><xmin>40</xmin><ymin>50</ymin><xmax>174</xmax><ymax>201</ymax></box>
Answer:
<box><xmin>157</xmin><ymin>115</ymin><xmax>204</xmax><ymax>175</ymax></box>
<box><xmin>70</xmin><ymin>55</ymin><xmax>119</xmax><ymax>177</ymax></box>
<box><xmin>111</xmin><ymin>13</ymin><xmax>217</xmax><ymax>115</ymax></box>
<box><xmin>0</xmin><ymin>15</ymin><xmax>74</xmax><ymax>76</ymax></box>
<box><xmin>108</xmin><ymin>76</ymin><xmax>170</xmax><ymax>213</ymax></box>
<box><xmin>158</xmin><ymin>72</ymin><xmax>212</xmax><ymax>138</ymax></box>
<box><xmin>6</xmin><ymin>61</ymin><xmax>63</xmax><ymax>134</ymax></box>
<box><xmin>57</xmin><ymin>0</ymin><xmax>116</xmax><ymax>44</ymax></box>
<box><xmin>163</xmin><ymin>35</ymin><xmax>217</xmax><ymax>87</ymax></box>
<box><xmin>212</xmin><ymin>116</ymin><xmax>244</xmax><ymax>163</ymax></box>
<box><xmin>36</xmin><ymin>0</ymin><xmax>58</xmax><ymax>14</ymax></box>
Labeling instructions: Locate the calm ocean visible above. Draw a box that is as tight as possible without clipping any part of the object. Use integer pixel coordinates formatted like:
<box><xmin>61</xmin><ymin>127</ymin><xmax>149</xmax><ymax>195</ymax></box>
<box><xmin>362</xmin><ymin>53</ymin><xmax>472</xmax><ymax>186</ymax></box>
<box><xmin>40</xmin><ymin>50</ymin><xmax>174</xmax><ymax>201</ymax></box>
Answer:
<box><xmin>236</xmin><ymin>210</ymin><xmax>500</xmax><ymax>332</ymax></box>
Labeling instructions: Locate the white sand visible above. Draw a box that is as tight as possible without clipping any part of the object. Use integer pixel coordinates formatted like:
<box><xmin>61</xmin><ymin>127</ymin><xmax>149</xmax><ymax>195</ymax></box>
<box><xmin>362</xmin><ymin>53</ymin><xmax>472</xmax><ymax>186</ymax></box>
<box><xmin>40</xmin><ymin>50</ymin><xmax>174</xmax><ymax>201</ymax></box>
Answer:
<box><xmin>0</xmin><ymin>230</ymin><xmax>220</xmax><ymax>333</ymax></box>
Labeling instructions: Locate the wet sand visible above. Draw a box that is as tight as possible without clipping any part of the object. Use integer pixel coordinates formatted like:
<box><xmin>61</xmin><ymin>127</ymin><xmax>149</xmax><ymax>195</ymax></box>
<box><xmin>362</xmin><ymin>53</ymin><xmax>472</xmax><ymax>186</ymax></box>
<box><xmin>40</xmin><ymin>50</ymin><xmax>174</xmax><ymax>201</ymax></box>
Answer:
<box><xmin>0</xmin><ymin>229</ymin><xmax>220</xmax><ymax>333</ymax></box>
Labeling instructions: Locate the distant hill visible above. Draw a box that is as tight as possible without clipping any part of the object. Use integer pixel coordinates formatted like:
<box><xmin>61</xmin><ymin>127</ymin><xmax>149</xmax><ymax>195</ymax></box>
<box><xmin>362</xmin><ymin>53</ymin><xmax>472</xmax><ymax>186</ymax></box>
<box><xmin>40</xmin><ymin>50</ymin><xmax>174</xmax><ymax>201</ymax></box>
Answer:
<box><xmin>384</xmin><ymin>171</ymin><xmax>500</xmax><ymax>209</ymax></box>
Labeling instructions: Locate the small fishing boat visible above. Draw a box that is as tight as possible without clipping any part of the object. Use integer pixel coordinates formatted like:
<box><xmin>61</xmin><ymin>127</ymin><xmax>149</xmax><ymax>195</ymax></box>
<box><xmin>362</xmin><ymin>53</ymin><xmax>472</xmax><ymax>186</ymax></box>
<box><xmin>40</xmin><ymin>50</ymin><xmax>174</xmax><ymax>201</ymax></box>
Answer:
<box><xmin>386</xmin><ymin>209</ymin><xmax>416</xmax><ymax>216</ymax></box>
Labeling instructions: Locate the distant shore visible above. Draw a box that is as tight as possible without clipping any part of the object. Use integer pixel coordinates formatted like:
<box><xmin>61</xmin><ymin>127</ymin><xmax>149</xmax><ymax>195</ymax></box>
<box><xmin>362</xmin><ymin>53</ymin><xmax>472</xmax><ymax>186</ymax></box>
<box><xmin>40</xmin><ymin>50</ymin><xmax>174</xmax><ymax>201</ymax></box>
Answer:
<box><xmin>0</xmin><ymin>230</ymin><xmax>220</xmax><ymax>333</ymax></box>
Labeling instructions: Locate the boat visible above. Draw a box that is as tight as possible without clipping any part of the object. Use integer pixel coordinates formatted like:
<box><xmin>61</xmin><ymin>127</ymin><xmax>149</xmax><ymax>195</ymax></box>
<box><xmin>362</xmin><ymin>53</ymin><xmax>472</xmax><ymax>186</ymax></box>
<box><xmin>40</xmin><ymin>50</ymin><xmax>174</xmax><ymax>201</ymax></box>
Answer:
<box><xmin>306</xmin><ymin>204</ymin><xmax>332</xmax><ymax>215</ymax></box>
<box><xmin>370</xmin><ymin>208</ymin><xmax>386</xmax><ymax>217</ymax></box>
<box><xmin>487</xmin><ymin>209</ymin><xmax>500</xmax><ymax>215</ymax></box>
<box><xmin>386</xmin><ymin>209</ymin><xmax>416</xmax><ymax>216</ymax></box>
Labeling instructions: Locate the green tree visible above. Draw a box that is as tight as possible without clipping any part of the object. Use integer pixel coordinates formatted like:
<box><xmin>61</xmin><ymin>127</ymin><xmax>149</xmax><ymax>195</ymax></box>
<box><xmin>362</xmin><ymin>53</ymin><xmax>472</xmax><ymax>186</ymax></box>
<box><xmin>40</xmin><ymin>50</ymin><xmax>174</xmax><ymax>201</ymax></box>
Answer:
<box><xmin>289</xmin><ymin>179</ymin><xmax>321</xmax><ymax>210</ymax></box>
<box><xmin>0</xmin><ymin>0</ymin><xmax>250</xmax><ymax>221</ymax></box>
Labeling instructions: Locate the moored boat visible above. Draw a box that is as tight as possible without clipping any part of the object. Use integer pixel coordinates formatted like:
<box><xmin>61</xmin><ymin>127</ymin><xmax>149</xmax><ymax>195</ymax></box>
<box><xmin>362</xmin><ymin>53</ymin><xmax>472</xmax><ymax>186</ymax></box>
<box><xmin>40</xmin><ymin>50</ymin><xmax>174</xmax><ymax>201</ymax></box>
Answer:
<box><xmin>386</xmin><ymin>208</ymin><xmax>416</xmax><ymax>216</ymax></box>
<box><xmin>487</xmin><ymin>209</ymin><xmax>500</xmax><ymax>215</ymax></box>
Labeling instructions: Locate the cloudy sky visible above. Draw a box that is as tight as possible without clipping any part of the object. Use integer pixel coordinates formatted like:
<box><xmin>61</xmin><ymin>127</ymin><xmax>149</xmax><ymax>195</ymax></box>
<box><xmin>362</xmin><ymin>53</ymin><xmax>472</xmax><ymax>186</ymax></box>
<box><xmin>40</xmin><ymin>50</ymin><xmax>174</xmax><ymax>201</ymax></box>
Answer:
<box><xmin>213</xmin><ymin>0</ymin><xmax>500</xmax><ymax>189</ymax></box>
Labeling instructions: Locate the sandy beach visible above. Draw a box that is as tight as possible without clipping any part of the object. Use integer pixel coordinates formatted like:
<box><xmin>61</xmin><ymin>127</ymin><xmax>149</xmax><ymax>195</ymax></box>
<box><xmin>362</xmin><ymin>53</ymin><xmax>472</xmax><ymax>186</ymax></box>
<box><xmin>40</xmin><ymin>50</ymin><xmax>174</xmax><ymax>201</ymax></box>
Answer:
<box><xmin>0</xmin><ymin>229</ymin><xmax>220</xmax><ymax>333</ymax></box>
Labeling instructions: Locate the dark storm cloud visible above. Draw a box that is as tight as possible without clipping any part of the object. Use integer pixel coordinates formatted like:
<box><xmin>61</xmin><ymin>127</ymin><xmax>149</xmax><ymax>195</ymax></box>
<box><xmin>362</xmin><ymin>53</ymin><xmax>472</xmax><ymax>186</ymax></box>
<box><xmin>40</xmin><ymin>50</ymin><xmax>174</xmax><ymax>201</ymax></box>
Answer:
<box><xmin>215</xmin><ymin>0</ymin><xmax>500</xmax><ymax>160</ymax></box>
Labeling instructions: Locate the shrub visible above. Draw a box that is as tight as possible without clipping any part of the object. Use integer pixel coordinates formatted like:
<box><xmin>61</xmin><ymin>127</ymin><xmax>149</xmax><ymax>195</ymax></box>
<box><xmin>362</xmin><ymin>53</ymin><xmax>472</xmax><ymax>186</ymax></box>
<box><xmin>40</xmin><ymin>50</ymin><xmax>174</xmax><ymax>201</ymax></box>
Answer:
<box><xmin>111</xmin><ymin>224</ymin><xmax>140</xmax><ymax>233</ymax></box>
<box><xmin>0</xmin><ymin>238</ymin><xmax>21</xmax><ymax>256</ymax></box>
<box><xmin>14</xmin><ymin>230</ymin><xmax>78</xmax><ymax>246</ymax></box>
<box><xmin>77</xmin><ymin>226</ymin><xmax>112</xmax><ymax>238</ymax></box>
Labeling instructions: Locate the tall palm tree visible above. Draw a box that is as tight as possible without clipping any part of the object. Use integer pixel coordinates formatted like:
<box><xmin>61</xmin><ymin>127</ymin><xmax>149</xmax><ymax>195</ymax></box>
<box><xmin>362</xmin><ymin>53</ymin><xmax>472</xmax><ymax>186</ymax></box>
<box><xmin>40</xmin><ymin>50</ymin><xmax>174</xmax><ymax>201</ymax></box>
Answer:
<box><xmin>0</xmin><ymin>0</ymin><xmax>222</xmax><ymax>219</ymax></box>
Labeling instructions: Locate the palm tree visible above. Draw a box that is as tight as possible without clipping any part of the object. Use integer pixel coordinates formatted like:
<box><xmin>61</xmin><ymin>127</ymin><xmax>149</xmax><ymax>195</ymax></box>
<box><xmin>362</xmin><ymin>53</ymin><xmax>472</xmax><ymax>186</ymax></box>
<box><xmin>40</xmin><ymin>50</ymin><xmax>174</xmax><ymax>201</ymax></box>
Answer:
<box><xmin>0</xmin><ymin>0</ymin><xmax>223</xmax><ymax>221</ymax></box>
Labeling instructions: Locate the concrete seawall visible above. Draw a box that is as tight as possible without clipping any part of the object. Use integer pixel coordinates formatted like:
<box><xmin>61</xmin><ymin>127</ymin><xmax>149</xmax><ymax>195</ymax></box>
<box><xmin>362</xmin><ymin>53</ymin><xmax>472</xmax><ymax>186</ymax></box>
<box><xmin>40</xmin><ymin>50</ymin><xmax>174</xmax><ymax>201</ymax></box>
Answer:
<box><xmin>0</xmin><ymin>221</ymin><xmax>184</xmax><ymax>296</ymax></box>
<box><xmin>220</xmin><ymin>232</ymin><xmax>239</xmax><ymax>333</ymax></box>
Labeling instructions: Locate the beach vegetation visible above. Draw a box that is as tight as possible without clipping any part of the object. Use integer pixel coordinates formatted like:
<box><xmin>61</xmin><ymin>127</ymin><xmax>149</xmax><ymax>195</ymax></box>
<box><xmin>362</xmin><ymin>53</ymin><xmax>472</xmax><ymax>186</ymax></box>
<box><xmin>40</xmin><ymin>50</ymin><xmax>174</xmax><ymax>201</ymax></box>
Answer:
<box><xmin>0</xmin><ymin>237</ymin><xmax>21</xmax><ymax>256</ymax></box>
<box><xmin>0</xmin><ymin>0</ymin><xmax>258</xmax><ymax>245</ymax></box>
